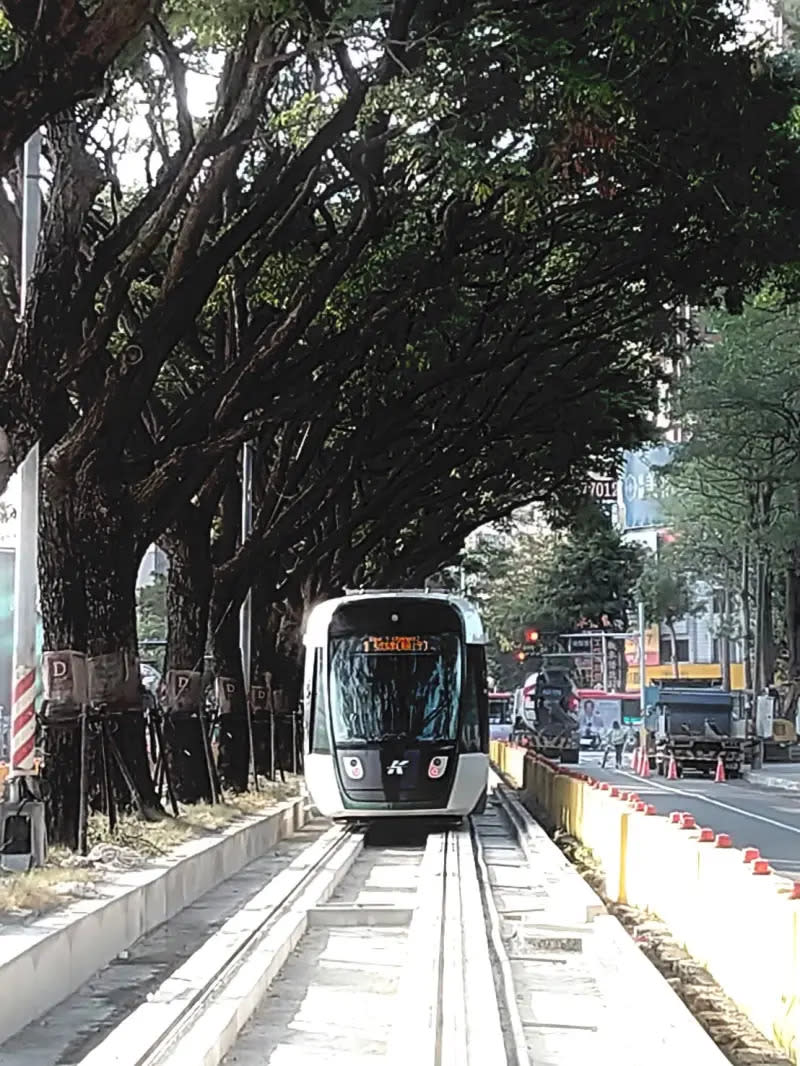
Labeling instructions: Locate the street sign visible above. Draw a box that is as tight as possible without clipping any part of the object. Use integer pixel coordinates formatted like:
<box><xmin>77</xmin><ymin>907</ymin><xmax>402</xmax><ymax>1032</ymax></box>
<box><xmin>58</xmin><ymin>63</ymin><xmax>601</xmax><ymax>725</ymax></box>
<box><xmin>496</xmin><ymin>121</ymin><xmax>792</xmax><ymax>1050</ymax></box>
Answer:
<box><xmin>586</xmin><ymin>478</ymin><xmax>617</xmax><ymax>501</ymax></box>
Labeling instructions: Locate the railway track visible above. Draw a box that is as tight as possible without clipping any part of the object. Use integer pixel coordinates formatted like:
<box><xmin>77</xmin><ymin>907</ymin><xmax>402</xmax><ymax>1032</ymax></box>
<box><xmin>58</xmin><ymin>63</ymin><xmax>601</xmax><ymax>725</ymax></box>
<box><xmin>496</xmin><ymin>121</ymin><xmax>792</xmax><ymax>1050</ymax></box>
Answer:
<box><xmin>4</xmin><ymin>783</ymin><xmax>549</xmax><ymax>1066</ymax></box>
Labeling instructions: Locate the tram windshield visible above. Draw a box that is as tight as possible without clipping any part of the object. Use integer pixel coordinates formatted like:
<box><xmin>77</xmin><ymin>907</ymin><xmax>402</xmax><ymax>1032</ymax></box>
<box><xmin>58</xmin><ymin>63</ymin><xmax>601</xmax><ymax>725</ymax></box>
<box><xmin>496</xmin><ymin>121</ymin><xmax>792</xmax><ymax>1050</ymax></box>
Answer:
<box><xmin>328</xmin><ymin>633</ymin><xmax>462</xmax><ymax>744</ymax></box>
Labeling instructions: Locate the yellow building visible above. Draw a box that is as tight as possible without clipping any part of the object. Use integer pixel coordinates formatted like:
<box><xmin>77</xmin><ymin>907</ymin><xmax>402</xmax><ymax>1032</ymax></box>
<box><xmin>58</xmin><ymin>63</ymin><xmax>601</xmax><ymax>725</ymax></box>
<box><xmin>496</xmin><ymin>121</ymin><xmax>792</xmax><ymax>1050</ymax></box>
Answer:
<box><xmin>626</xmin><ymin>662</ymin><xmax>747</xmax><ymax>690</ymax></box>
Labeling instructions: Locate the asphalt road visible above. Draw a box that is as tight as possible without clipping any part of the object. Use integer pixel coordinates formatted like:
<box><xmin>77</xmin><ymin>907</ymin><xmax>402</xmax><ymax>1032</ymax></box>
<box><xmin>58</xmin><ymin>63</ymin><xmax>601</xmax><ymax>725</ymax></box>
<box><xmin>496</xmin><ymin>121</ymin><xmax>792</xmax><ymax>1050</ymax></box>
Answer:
<box><xmin>578</xmin><ymin>751</ymin><xmax>800</xmax><ymax>881</ymax></box>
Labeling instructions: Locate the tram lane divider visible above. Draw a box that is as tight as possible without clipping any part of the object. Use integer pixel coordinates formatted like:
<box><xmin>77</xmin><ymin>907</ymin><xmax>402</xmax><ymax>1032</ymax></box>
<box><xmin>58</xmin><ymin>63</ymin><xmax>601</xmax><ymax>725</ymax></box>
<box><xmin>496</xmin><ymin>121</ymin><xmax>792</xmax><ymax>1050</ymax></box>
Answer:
<box><xmin>490</xmin><ymin>741</ymin><xmax>800</xmax><ymax>1064</ymax></box>
<box><xmin>0</xmin><ymin>795</ymin><xmax>308</xmax><ymax>1048</ymax></box>
<box><xmin>138</xmin><ymin>827</ymin><xmax>366</xmax><ymax>1066</ymax></box>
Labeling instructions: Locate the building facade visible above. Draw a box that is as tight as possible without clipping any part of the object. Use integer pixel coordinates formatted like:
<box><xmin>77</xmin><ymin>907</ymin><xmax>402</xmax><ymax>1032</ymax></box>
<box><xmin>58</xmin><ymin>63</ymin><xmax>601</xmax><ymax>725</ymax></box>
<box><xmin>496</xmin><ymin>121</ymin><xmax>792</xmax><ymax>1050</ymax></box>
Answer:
<box><xmin>617</xmin><ymin>368</ymin><xmax>745</xmax><ymax>690</ymax></box>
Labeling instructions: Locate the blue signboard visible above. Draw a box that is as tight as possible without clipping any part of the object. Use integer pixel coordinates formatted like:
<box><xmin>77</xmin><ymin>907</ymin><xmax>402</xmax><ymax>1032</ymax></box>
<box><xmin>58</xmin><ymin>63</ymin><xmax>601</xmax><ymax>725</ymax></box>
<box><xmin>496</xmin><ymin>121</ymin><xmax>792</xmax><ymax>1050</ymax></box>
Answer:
<box><xmin>621</xmin><ymin>445</ymin><xmax>673</xmax><ymax>530</ymax></box>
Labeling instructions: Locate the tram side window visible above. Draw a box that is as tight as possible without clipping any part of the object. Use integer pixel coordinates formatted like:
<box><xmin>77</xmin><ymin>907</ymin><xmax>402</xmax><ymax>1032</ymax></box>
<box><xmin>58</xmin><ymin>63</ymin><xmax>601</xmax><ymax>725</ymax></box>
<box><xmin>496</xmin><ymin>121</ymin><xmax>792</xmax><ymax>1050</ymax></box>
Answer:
<box><xmin>461</xmin><ymin>646</ymin><xmax>489</xmax><ymax>754</ymax></box>
<box><xmin>309</xmin><ymin>649</ymin><xmax>331</xmax><ymax>754</ymax></box>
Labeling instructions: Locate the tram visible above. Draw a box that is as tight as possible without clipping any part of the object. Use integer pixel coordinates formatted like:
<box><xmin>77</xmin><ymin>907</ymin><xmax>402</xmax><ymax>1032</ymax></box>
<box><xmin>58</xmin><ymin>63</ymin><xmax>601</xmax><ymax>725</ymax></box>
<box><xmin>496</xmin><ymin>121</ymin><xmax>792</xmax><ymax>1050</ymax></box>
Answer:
<box><xmin>302</xmin><ymin>589</ymin><xmax>490</xmax><ymax>820</ymax></box>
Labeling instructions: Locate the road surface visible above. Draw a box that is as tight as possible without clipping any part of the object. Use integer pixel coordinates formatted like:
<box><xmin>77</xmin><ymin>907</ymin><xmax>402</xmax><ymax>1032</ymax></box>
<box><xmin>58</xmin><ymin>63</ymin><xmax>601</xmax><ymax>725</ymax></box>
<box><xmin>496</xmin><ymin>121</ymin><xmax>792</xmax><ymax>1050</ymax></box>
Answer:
<box><xmin>578</xmin><ymin>751</ymin><xmax>800</xmax><ymax>881</ymax></box>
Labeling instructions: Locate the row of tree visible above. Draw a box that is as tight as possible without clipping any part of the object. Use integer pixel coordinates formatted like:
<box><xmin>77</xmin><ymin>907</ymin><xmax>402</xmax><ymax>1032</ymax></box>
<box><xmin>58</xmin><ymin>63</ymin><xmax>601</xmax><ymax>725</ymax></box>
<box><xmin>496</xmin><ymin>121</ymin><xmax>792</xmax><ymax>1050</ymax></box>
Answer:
<box><xmin>461</xmin><ymin>504</ymin><xmax>701</xmax><ymax>690</ymax></box>
<box><xmin>1</xmin><ymin>1</ymin><xmax>800</xmax><ymax>847</ymax></box>
<box><xmin>658</xmin><ymin>299</ymin><xmax>800</xmax><ymax>707</ymax></box>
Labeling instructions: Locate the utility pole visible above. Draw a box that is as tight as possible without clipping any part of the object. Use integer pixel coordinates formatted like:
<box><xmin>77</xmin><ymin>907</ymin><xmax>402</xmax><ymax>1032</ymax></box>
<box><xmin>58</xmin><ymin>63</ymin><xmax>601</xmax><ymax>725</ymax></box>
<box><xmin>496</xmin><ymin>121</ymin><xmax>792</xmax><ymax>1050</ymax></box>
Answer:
<box><xmin>239</xmin><ymin>440</ymin><xmax>258</xmax><ymax>789</ymax></box>
<box><xmin>638</xmin><ymin>600</ymin><xmax>646</xmax><ymax>708</ymax></box>
<box><xmin>637</xmin><ymin>601</ymin><xmax>648</xmax><ymax>765</ymax></box>
<box><xmin>239</xmin><ymin>440</ymin><xmax>253</xmax><ymax>693</ymax></box>
<box><xmin>9</xmin><ymin>132</ymin><xmax>41</xmax><ymax>793</ymax></box>
<box><xmin>753</xmin><ymin>554</ymin><xmax>763</xmax><ymax>703</ymax></box>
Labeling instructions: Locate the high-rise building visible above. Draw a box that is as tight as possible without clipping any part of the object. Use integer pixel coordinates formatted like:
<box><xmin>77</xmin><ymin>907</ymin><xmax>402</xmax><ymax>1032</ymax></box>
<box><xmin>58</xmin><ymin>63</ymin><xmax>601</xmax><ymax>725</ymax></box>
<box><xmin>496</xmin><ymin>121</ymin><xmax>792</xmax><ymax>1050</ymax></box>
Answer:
<box><xmin>617</xmin><ymin>311</ymin><xmax>746</xmax><ymax>688</ymax></box>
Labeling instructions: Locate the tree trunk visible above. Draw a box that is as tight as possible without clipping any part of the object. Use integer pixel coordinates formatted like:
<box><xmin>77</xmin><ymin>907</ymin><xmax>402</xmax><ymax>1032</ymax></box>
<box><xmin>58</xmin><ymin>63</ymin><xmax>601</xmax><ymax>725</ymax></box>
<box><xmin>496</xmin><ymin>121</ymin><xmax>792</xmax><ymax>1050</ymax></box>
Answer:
<box><xmin>751</xmin><ymin>556</ymin><xmax>775</xmax><ymax>693</ymax></box>
<box><xmin>720</xmin><ymin>578</ymin><xmax>731</xmax><ymax>693</ymax></box>
<box><xmin>160</xmin><ymin>517</ymin><xmax>218</xmax><ymax>805</ymax></box>
<box><xmin>785</xmin><ymin>492</ymin><xmax>800</xmax><ymax>715</ymax></box>
<box><xmin>741</xmin><ymin>545</ymin><xmax>753</xmax><ymax>695</ymax></box>
<box><xmin>210</xmin><ymin>588</ymin><xmax>250</xmax><ymax>791</ymax></box>
<box><xmin>272</xmin><ymin>588</ymin><xmax>310</xmax><ymax>775</ymax></box>
<box><xmin>667</xmin><ymin>620</ymin><xmax>679</xmax><ymax>679</ymax></box>
<box><xmin>39</xmin><ymin>482</ymin><xmax>161</xmax><ymax>849</ymax></box>
<box><xmin>210</xmin><ymin>475</ymin><xmax>250</xmax><ymax>791</ymax></box>
<box><xmin>249</xmin><ymin>590</ymin><xmax>280</xmax><ymax>779</ymax></box>
<box><xmin>759</xmin><ymin>563</ymin><xmax>776</xmax><ymax>688</ymax></box>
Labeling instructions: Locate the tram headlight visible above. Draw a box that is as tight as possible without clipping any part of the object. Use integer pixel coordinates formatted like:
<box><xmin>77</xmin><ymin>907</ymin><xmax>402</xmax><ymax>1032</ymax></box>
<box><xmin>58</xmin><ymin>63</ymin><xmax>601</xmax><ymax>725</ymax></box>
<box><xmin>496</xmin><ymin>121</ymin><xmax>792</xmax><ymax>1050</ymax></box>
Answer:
<box><xmin>343</xmin><ymin>756</ymin><xmax>364</xmax><ymax>780</ymax></box>
<box><xmin>428</xmin><ymin>755</ymin><xmax>448</xmax><ymax>779</ymax></box>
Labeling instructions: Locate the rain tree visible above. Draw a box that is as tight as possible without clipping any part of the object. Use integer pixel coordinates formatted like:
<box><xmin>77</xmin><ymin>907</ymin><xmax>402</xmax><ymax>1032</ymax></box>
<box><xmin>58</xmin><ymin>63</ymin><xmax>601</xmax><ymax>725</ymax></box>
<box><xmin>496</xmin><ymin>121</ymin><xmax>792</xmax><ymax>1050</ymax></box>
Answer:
<box><xmin>661</xmin><ymin>300</ymin><xmax>800</xmax><ymax>694</ymax></box>
<box><xmin>0</xmin><ymin>1</ymin><xmax>799</xmax><ymax>842</ymax></box>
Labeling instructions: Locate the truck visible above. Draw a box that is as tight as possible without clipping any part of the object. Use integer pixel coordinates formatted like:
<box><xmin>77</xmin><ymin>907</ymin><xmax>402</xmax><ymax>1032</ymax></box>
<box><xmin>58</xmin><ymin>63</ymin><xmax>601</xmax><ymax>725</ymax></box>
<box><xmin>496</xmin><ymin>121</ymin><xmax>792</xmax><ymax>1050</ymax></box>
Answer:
<box><xmin>515</xmin><ymin>663</ymin><xmax>581</xmax><ymax>764</ymax></box>
<box><xmin>643</xmin><ymin>685</ymin><xmax>748</xmax><ymax>778</ymax></box>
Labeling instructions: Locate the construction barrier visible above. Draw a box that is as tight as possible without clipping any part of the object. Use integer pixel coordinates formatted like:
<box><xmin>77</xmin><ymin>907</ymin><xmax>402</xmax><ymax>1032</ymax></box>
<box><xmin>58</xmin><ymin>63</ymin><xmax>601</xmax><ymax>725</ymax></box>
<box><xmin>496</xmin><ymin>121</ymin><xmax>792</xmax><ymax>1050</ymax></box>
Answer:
<box><xmin>490</xmin><ymin>740</ymin><xmax>800</xmax><ymax>1062</ymax></box>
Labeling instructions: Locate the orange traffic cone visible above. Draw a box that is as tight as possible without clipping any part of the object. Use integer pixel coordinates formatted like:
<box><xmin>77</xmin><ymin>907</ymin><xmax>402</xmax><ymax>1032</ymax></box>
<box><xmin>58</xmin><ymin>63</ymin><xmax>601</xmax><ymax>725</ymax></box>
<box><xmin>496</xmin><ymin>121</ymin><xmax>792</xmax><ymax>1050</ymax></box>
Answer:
<box><xmin>667</xmin><ymin>754</ymin><xmax>678</xmax><ymax>780</ymax></box>
<box><xmin>715</xmin><ymin>755</ymin><xmax>726</xmax><ymax>783</ymax></box>
<box><xmin>640</xmin><ymin>750</ymin><xmax>650</xmax><ymax>778</ymax></box>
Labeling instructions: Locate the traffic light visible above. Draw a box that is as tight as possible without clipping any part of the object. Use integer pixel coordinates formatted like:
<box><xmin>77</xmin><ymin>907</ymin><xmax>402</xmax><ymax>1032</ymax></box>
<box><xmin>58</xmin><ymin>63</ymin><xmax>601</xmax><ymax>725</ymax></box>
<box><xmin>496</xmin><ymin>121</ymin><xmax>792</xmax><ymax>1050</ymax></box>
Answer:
<box><xmin>524</xmin><ymin>627</ymin><xmax>539</xmax><ymax>645</ymax></box>
<box><xmin>516</xmin><ymin>650</ymin><xmax>526</xmax><ymax>662</ymax></box>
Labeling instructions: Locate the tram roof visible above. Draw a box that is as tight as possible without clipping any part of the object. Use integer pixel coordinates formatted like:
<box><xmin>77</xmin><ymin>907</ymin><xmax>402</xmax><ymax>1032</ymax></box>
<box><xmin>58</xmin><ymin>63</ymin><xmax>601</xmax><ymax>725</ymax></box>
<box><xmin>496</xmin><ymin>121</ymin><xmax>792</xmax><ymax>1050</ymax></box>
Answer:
<box><xmin>303</xmin><ymin>589</ymin><xmax>487</xmax><ymax>645</ymax></box>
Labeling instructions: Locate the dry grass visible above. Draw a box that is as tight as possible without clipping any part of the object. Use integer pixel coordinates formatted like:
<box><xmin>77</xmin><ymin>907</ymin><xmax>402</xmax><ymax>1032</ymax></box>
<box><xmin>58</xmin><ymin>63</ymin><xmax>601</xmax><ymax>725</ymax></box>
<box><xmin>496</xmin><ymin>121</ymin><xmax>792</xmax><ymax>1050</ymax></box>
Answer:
<box><xmin>0</xmin><ymin>775</ymin><xmax>302</xmax><ymax>920</ymax></box>
<box><xmin>0</xmin><ymin>849</ymin><xmax>95</xmax><ymax>918</ymax></box>
<box><xmin>85</xmin><ymin>774</ymin><xmax>302</xmax><ymax>857</ymax></box>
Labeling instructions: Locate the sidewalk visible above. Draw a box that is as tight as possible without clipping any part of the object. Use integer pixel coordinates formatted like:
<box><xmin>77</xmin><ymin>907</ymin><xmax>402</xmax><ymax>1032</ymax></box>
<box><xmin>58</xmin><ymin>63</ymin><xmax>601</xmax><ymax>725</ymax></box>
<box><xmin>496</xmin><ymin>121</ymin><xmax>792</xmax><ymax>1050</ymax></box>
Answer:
<box><xmin>494</xmin><ymin>784</ymin><xmax>731</xmax><ymax>1066</ymax></box>
<box><xmin>745</xmin><ymin>762</ymin><xmax>800</xmax><ymax>792</ymax></box>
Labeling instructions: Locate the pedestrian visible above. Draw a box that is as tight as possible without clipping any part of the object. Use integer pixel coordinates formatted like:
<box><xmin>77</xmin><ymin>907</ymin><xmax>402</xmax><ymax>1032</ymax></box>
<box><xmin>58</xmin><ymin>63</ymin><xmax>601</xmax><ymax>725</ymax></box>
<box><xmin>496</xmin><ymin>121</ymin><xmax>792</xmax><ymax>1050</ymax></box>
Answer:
<box><xmin>602</xmin><ymin>720</ymin><xmax>626</xmax><ymax>769</ymax></box>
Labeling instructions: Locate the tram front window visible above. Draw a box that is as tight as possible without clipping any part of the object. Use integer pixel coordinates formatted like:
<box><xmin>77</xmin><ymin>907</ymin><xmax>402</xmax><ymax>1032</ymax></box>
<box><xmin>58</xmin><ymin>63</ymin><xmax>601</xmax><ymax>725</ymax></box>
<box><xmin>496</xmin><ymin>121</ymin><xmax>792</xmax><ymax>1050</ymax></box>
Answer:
<box><xmin>329</xmin><ymin>633</ymin><xmax>461</xmax><ymax>744</ymax></box>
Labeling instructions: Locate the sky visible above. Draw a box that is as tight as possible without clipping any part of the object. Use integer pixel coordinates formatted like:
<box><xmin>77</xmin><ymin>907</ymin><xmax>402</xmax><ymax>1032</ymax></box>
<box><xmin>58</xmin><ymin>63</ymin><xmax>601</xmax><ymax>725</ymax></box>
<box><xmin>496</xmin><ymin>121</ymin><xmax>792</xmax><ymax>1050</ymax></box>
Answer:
<box><xmin>743</xmin><ymin>0</ymin><xmax>783</xmax><ymax>39</ymax></box>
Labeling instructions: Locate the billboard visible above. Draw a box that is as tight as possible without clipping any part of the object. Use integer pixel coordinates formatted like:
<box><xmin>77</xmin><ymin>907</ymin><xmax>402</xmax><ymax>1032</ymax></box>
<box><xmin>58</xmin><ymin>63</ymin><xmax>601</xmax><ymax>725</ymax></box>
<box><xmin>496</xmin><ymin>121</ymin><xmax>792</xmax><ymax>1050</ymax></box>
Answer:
<box><xmin>567</xmin><ymin>633</ymin><xmax>624</xmax><ymax>690</ymax></box>
<box><xmin>624</xmin><ymin>625</ymin><xmax>660</xmax><ymax>667</ymax></box>
<box><xmin>579</xmin><ymin>695</ymin><xmax>620</xmax><ymax>737</ymax></box>
<box><xmin>620</xmin><ymin>445</ymin><xmax>673</xmax><ymax>530</ymax></box>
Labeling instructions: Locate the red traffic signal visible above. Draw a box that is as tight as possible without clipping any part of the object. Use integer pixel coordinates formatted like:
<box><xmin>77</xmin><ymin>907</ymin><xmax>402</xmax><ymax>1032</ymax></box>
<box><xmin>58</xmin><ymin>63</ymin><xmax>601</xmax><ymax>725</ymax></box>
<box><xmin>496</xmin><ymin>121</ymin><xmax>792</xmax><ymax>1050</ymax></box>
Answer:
<box><xmin>524</xmin><ymin>628</ymin><xmax>539</xmax><ymax>644</ymax></box>
<box><xmin>516</xmin><ymin>651</ymin><xmax>526</xmax><ymax>662</ymax></box>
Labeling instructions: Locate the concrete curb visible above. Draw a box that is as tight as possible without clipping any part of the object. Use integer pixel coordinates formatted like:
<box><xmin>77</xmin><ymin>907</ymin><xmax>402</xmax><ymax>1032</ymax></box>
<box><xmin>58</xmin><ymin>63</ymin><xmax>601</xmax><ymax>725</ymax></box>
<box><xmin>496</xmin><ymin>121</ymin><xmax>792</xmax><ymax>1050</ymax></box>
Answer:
<box><xmin>157</xmin><ymin>827</ymin><xmax>364</xmax><ymax>1066</ymax></box>
<box><xmin>744</xmin><ymin>769</ymin><xmax>800</xmax><ymax>791</ymax></box>
<box><xmin>501</xmin><ymin>740</ymin><xmax>800</xmax><ymax>1062</ymax></box>
<box><xmin>0</xmin><ymin>795</ymin><xmax>306</xmax><ymax>1045</ymax></box>
<box><xmin>496</xmin><ymin>779</ymin><xmax>730</xmax><ymax>1064</ymax></box>
<box><xmin>494</xmin><ymin>781</ymin><xmax>607</xmax><ymax>924</ymax></box>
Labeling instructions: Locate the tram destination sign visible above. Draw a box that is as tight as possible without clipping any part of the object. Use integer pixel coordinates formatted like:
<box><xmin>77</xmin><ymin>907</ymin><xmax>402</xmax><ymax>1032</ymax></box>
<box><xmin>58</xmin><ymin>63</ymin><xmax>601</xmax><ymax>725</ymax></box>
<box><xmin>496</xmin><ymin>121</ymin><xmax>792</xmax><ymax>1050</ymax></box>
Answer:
<box><xmin>360</xmin><ymin>635</ymin><xmax>433</xmax><ymax>653</ymax></box>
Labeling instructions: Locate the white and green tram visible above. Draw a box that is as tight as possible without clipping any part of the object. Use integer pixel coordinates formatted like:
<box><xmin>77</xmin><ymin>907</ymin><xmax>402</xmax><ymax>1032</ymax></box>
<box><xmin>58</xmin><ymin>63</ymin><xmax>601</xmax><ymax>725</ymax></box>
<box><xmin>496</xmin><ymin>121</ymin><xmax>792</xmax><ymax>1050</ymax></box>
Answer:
<box><xmin>302</xmin><ymin>590</ymin><xmax>490</xmax><ymax>820</ymax></box>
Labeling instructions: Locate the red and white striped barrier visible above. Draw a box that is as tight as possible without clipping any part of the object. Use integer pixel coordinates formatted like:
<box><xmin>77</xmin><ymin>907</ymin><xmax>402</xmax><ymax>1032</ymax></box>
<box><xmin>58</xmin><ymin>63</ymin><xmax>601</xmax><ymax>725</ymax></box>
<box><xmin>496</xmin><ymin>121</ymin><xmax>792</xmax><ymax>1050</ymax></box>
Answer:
<box><xmin>10</xmin><ymin>665</ymin><xmax>36</xmax><ymax>773</ymax></box>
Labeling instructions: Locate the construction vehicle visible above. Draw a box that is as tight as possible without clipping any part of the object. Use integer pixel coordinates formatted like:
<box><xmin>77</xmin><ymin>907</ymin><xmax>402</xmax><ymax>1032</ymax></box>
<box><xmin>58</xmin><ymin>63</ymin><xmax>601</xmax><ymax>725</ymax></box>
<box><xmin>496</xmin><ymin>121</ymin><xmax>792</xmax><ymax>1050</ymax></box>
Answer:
<box><xmin>515</xmin><ymin>663</ymin><xmax>581</xmax><ymax>764</ymax></box>
<box><xmin>643</xmin><ymin>685</ymin><xmax>748</xmax><ymax>778</ymax></box>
